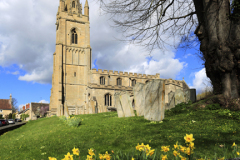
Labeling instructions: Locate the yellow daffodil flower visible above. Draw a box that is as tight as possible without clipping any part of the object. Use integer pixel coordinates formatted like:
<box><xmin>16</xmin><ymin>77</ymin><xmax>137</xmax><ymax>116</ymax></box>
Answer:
<box><xmin>88</xmin><ymin>148</ymin><xmax>95</xmax><ymax>156</ymax></box>
<box><xmin>173</xmin><ymin>150</ymin><xmax>180</xmax><ymax>157</ymax></box>
<box><xmin>184</xmin><ymin>134</ymin><xmax>195</xmax><ymax>143</ymax></box>
<box><xmin>86</xmin><ymin>155</ymin><xmax>93</xmax><ymax>160</ymax></box>
<box><xmin>99</xmin><ymin>154</ymin><xmax>104</xmax><ymax>160</ymax></box>
<box><xmin>72</xmin><ymin>147</ymin><xmax>80</xmax><ymax>156</ymax></box>
<box><xmin>62</xmin><ymin>152</ymin><xmax>73</xmax><ymax>160</ymax></box>
<box><xmin>161</xmin><ymin>146</ymin><xmax>170</xmax><ymax>152</ymax></box>
<box><xmin>174</xmin><ymin>141</ymin><xmax>179</xmax><ymax>149</ymax></box>
<box><xmin>161</xmin><ymin>154</ymin><xmax>168</xmax><ymax>160</ymax></box>
<box><xmin>49</xmin><ymin>157</ymin><xmax>57</xmax><ymax>160</ymax></box>
<box><xmin>232</xmin><ymin>142</ymin><xmax>237</xmax><ymax>147</ymax></box>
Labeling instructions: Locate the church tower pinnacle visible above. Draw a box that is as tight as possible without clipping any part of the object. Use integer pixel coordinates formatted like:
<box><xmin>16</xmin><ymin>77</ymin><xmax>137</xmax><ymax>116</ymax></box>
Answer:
<box><xmin>84</xmin><ymin>0</ymin><xmax>89</xmax><ymax>18</ymax></box>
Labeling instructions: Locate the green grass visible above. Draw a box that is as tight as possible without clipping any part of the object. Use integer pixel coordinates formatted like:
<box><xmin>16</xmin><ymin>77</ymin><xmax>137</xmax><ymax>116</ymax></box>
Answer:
<box><xmin>0</xmin><ymin>102</ymin><xmax>240</xmax><ymax>160</ymax></box>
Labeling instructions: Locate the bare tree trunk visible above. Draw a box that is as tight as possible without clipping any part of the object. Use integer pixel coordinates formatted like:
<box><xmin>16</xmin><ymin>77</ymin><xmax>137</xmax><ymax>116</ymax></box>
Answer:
<box><xmin>194</xmin><ymin>0</ymin><xmax>240</xmax><ymax>99</ymax></box>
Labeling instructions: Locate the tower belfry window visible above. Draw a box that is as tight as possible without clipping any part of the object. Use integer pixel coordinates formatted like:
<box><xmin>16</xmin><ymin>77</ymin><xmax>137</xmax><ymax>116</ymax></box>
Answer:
<box><xmin>71</xmin><ymin>29</ymin><xmax>78</xmax><ymax>44</ymax></box>
<box><xmin>72</xmin><ymin>1</ymin><xmax>75</xmax><ymax>8</ymax></box>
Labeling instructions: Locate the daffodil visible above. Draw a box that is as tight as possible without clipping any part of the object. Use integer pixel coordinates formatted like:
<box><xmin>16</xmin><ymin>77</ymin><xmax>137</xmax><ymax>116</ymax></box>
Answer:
<box><xmin>173</xmin><ymin>150</ymin><xmax>180</xmax><ymax>157</ymax></box>
<box><xmin>48</xmin><ymin>157</ymin><xmax>57</xmax><ymax>160</ymax></box>
<box><xmin>174</xmin><ymin>141</ymin><xmax>179</xmax><ymax>149</ymax></box>
<box><xmin>72</xmin><ymin>147</ymin><xmax>80</xmax><ymax>156</ymax></box>
<box><xmin>88</xmin><ymin>148</ymin><xmax>95</xmax><ymax>156</ymax></box>
<box><xmin>184</xmin><ymin>134</ymin><xmax>195</xmax><ymax>143</ymax></box>
<box><xmin>103</xmin><ymin>151</ymin><xmax>111</xmax><ymax>160</ymax></box>
<box><xmin>232</xmin><ymin>142</ymin><xmax>237</xmax><ymax>147</ymax></box>
<box><xmin>99</xmin><ymin>153</ymin><xmax>104</xmax><ymax>160</ymax></box>
<box><xmin>161</xmin><ymin>146</ymin><xmax>170</xmax><ymax>152</ymax></box>
<box><xmin>136</xmin><ymin>143</ymin><xmax>145</xmax><ymax>151</ymax></box>
<box><xmin>86</xmin><ymin>155</ymin><xmax>93</xmax><ymax>160</ymax></box>
<box><xmin>161</xmin><ymin>154</ymin><xmax>167</xmax><ymax>160</ymax></box>
<box><xmin>62</xmin><ymin>152</ymin><xmax>73</xmax><ymax>160</ymax></box>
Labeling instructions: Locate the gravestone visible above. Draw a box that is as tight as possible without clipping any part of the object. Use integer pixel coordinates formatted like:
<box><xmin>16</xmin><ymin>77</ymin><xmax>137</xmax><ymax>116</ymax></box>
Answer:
<box><xmin>115</xmin><ymin>92</ymin><xmax>125</xmax><ymax>117</ymax></box>
<box><xmin>133</xmin><ymin>83</ymin><xmax>145</xmax><ymax>116</ymax></box>
<box><xmin>144</xmin><ymin>79</ymin><xmax>165</xmax><ymax>121</ymax></box>
<box><xmin>119</xmin><ymin>91</ymin><xmax>135</xmax><ymax>117</ymax></box>
<box><xmin>167</xmin><ymin>91</ymin><xmax>175</xmax><ymax>110</ymax></box>
<box><xmin>190</xmin><ymin>89</ymin><xmax>196</xmax><ymax>103</ymax></box>
<box><xmin>183</xmin><ymin>89</ymin><xmax>190</xmax><ymax>103</ymax></box>
<box><xmin>175</xmin><ymin>89</ymin><xmax>185</xmax><ymax>105</ymax></box>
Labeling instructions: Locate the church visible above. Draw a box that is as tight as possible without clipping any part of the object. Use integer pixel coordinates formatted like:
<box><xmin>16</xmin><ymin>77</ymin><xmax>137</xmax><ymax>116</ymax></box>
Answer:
<box><xmin>49</xmin><ymin>0</ymin><xmax>191</xmax><ymax>116</ymax></box>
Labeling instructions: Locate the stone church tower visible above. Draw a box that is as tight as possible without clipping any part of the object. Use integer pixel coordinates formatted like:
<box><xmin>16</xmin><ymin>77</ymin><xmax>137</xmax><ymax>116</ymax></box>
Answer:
<box><xmin>50</xmin><ymin>0</ymin><xmax>91</xmax><ymax>115</ymax></box>
<box><xmin>49</xmin><ymin>0</ymin><xmax>193</xmax><ymax>116</ymax></box>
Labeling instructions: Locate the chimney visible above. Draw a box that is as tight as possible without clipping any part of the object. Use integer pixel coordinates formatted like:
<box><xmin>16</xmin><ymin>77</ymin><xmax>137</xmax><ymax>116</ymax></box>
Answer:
<box><xmin>9</xmin><ymin>94</ymin><xmax>12</xmax><ymax>106</ymax></box>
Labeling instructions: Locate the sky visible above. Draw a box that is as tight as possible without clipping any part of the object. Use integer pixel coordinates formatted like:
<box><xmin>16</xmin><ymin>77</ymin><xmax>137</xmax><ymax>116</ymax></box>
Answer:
<box><xmin>0</xmin><ymin>0</ymin><xmax>213</xmax><ymax>111</ymax></box>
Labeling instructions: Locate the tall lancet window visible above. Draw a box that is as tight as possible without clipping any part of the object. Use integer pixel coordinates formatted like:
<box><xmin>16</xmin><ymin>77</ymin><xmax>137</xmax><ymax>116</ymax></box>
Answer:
<box><xmin>72</xmin><ymin>1</ymin><xmax>75</xmax><ymax>8</ymax></box>
<box><xmin>71</xmin><ymin>29</ymin><xmax>78</xmax><ymax>44</ymax></box>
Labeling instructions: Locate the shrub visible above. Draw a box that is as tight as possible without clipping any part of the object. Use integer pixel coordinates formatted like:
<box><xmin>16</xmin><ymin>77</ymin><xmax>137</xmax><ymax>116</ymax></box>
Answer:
<box><xmin>12</xmin><ymin>113</ymin><xmax>16</xmax><ymax>120</ymax></box>
<box><xmin>20</xmin><ymin>114</ymin><xmax>29</xmax><ymax>120</ymax></box>
<box><xmin>0</xmin><ymin>114</ymin><xmax>4</xmax><ymax>119</ymax></box>
<box><xmin>66</xmin><ymin>116</ymin><xmax>82</xmax><ymax>127</ymax></box>
<box><xmin>59</xmin><ymin>115</ymin><xmax>67</xmax><ymax>122</ymax></box>
<box><xmin>8</xmin><ymin>113</ymin><xmax>12</xmax><ymax>119</ymax></box>
<box><xmin>205</xmin><ymin>103</ymin><xmax>221</xmax><ymax>110</ymax></box>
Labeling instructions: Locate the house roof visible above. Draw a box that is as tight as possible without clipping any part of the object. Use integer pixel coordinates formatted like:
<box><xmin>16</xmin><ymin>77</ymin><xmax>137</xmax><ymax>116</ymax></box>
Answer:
<box><xmin>0</xmin><ymin>99</ymin><xmax>11</xmax><ymax>110</ymax></box>
<box><xmin>18</xmin><ymin>108</ymin><xmax>29</xmax><ymax>114</ymax></box>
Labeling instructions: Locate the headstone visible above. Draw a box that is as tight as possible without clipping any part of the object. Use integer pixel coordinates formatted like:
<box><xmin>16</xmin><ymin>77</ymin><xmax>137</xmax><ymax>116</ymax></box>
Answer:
<box><xmin>115</xmin><ymin>92</ymin><xmax>125</xmax><ymax>117</ymax></box>
<box><xmin>133</xmin><ymin>83</ymin><xmax>145</xmax><ymax>116</ymax></box>
<box><xmin>175</xmin><ymin>89</ymin><xmax>185</xmax><ymax>105</ymax></box>
<box><xmin>167</xmin><ymin>91</ymin><xmax>175</xmax><ymax>110</ymax></box>
<box><xmin>119</xmin><ymin>92</ymin><xmax>135</xmax><ymax>117</ymax></box>
<box><xmin>144</xmin><ymin>79</ymin><xmax>165</xmax><ymax>121</ymax></box>
<box><xmin>190</xmin><ymin>89</ymin><xmax>196</xmax><ymax>103</ymax></box>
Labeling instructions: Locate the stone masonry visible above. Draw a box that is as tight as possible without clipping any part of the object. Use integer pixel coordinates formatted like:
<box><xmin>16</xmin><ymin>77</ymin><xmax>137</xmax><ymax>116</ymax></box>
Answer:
<box><xmin>49</xmin><ymin>0</ymin><xmax>195</xmax><ymax>117</ymax></box>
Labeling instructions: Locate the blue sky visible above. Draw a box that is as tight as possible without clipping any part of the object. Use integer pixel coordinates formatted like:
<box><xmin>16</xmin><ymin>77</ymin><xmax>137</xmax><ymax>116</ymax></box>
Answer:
<box><xmin>0</xmin><ymin>0</ymin><xmax>213</xmax><ymax>111</ymax></box>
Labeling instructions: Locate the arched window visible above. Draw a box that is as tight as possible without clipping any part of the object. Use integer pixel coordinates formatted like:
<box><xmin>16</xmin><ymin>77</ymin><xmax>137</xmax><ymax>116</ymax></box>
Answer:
<box><xmin>71</xmin><ymin>29</ymin><xmax>78</xmax><ymax>44</ymax></box>
<box><xmin>132</xmin><ymin>79</ymin><xmax>136</xmax><ymax>87</ymax></box>
<box><xmin>146</xmin><ymin>80</ymin><xmax>149</xmax><ymax>84</ymax></box>
<box><xmin>65</xmin><ymin>5</ymin><xmax>68</xmax><ymax>11</ymax></box>
<box><xmin>117</xmin><ymin>78</ymin><xmax>122</xmax><ymax>86</ymax></box>
<box><xmin>72</xmin><ymin>1</ymin><xmax>75</xmax><ymax>8</ymax></box>
<box><xmin>105</xmin><ymin>93</ymin><xmax>112</xmax><ymax>106</ymax></box>
<box><xmin>132</xmin><ymin>99</ymin><xmax>135</xmax><ymax>108</ymax></box>
<box><xmin>100</xmin><ymin>76</ymin><xmax>105</xmax><ymax>85</ymax></box>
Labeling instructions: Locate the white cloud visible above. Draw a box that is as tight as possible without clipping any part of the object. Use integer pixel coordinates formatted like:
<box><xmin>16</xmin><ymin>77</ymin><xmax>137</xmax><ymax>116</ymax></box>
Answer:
<box><xmin>18</xmin><ymin>68</ymin><xmax>52</xmax><ymax>84</ymax></box>
<box><xmin>18</xmin><ymin>104</ymin><xmax>25</xmax><ymax>110</ymax></box>
<box><xmin>39</xmin><ymin>100</ymin><xmax>49</xmax><ymax>103</ymax></box>
<box><xmin>189</xmin><ymin>68</ymin><xmax>213</xmax><ymax>94</ymax></box>
<box><xmin>6</xmin><ymin>71</ymin><xmax>19</xmax><ymax>75</ymax></box>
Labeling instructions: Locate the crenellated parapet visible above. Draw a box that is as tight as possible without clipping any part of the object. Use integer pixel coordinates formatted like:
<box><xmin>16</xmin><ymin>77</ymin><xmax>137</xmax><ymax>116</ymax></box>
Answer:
<box><xmin>91</xmin><ymin>68</ymin><xmax>160</xmax><ymax>79</ymax></box>
<box><xmin>165</xmin><ymin>78</ymin><xmax>190</xmax><ymax>90</ymax></box>
<box><xmin>89</xmin><ymin>84</ymin><xmax>134</xmax><ymax>91</ymax></box>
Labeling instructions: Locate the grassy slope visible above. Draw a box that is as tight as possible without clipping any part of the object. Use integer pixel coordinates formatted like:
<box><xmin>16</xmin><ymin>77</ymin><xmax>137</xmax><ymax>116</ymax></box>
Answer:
<box><xmin>0</xmin><ymin>104</ymin><xmax>240</xmax><ymax>160</ymax></box>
